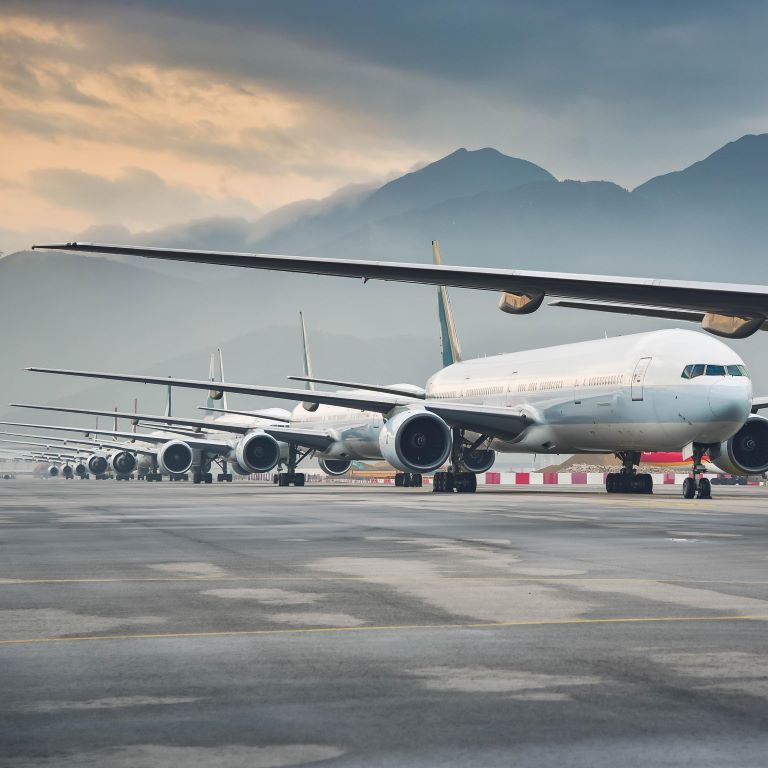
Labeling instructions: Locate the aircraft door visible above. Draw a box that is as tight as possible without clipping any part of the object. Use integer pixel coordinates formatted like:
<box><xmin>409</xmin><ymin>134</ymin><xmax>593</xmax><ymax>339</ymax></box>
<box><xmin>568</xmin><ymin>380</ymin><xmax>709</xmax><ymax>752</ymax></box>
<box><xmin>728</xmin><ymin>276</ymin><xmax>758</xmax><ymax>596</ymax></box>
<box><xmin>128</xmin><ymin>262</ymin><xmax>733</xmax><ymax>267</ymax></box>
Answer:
<box><xmin>631</xmin><ymin>357</ymin><xmax>652</xmax><ymax>401</ymax></box>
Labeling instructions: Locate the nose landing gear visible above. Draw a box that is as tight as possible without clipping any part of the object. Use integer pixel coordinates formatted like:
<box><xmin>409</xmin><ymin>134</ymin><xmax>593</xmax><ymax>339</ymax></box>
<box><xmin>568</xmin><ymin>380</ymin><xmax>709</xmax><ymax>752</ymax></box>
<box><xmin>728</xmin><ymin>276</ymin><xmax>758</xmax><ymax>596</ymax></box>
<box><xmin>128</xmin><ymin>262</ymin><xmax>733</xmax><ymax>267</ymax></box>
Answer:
<box><xmin>682</xmin><ymin>445</ymin><xmax>712</xmax><ymax>499</ymax></box>
<box><xmin>605</xmin><ymin>451</ymin><xmax>653</xmax><ymax>494</ymax></box>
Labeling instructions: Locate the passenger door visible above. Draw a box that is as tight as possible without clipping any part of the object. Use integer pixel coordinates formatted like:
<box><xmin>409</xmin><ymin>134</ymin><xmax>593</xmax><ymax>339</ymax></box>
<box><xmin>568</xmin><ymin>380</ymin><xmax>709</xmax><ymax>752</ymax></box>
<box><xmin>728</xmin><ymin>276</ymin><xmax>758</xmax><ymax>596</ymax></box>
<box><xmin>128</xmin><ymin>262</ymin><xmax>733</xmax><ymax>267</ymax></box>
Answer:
<box><xmin>631</xmin><ymin>357</ymin><xmax>652</xmax><ymax>401</ymax></box>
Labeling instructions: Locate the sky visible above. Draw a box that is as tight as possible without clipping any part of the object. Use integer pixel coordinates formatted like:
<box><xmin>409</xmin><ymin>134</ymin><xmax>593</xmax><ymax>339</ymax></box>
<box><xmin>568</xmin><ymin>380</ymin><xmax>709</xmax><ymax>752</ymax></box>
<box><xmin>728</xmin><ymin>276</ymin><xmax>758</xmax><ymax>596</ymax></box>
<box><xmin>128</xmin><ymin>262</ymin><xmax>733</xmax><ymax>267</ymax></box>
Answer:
<box><xmin>2</xmin><ymin>0</ymin><xmax>768</xmax><ymax>254</ymax></box>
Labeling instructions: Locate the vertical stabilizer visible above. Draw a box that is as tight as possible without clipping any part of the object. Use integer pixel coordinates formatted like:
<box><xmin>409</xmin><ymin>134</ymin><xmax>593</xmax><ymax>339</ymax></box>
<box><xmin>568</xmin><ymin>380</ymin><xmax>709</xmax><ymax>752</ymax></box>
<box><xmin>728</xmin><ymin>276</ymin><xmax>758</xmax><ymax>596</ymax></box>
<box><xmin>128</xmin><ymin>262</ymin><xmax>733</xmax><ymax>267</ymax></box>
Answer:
<box><xmin>433</xmin><ymin>240</ymin><xmax>463</xmax><ymax>367</ymax></box>
<box><xmin>299</xmin><ymin>312</ymin><xmax>319</xmax><ymax>411</ymax></box>
<box><xmin>206</xmin><ymin>351</ymin><xmax>225</xmax><ymax>411</ymax></box>
<box><xmin>217</xmin><ymin>348</ymin><xmax>228</xmax><ymax>410</ymax></box>
<box><xmin>164</xmin><ymin>377</ymin><xmax>173</xmax><ymax>418</ymax></box>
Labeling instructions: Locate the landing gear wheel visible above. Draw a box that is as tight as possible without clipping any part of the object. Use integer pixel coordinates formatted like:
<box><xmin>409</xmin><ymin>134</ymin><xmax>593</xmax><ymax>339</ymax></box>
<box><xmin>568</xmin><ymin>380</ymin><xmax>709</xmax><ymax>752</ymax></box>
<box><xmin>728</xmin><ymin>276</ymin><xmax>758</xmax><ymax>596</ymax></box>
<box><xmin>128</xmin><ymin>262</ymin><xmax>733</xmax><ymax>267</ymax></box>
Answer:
<box><xmin>432</xmin><ymin>471</ymin><xmax>455</xmax><ymax>493</ymax></box>
<box><xmin>293</xmin><ymin>473</ymin><xmax>305</xmax><ymax>487</ymax></box>
<box><xmin>697</xmin><ymin>477</ymin><xmax>711</xmax><ymax>499</ymax></box>
<box><xmin>454</xmin><ymin>472</ymin><xmax>477</xmax><ymax>493</ymax></box>
<box><xmin>410</xmin><ymin>473</ymin><xmax>423</xmax><ymax>488</ymax></box>
<box><xmin>682</xmin><ymin>477</ymin><xmax>697</xmax><ymax>499</ymax></box>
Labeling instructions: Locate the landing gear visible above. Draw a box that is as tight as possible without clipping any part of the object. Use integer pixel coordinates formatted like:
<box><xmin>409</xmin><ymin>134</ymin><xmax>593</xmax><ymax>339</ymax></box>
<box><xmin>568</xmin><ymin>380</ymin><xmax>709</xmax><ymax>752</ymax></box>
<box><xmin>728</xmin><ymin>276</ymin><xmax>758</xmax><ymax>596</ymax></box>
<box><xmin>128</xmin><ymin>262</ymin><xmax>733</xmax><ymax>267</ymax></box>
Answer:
<box><xmin>605</xmin><ymin>451</ymin><xmax>653</xmax><ymax>494</ymax></box>
<box><xmin>146</xmin><ymin>473</ymin><xmax>163</xmax><ymax>482</ymax></box>
<box><xmin>432</xmin><ymin>429</ymin><xmax>481</xmax><ymax>493</ymax></box>
<box><xmin>682</xmin><ymin>445</ymin><xmax>713</xmax><ymax>499</ymax></box>
<box><xmin>276</xmin><ymin>445</ymin><xmax>311</xmax><ymax>487</ymax></box>
<box><xmin>193</xmin><ymin>472</ymin><xmax>213</xmax><ymax>484</ymax></box>
<box><xmin>216</xmin><ymin>460</ymin><xmax>233</xmax><ymax>482</ymax></box>
<box><xmin>395</xmin><ymin>472</ymin><xmax>423</xmax><ymax>488</ymax></box>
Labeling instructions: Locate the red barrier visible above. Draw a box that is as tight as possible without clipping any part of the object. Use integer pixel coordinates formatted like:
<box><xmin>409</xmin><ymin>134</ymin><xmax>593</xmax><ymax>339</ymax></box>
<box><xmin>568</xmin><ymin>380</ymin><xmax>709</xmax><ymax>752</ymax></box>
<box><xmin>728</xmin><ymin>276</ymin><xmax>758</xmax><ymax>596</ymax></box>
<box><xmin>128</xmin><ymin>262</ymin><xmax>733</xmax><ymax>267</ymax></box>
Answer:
<box><xmin>515</xmin><ymin>473</ymin><xmax>530</xmax><ymax>485</ymax></box>
<box><xmin>663</xmin><ymin>473</ymin><xmax>675</xmax><ymax>485</ymax></box>
<box><xmin>485</xmin><ymin>472</ymin><xmax>501</xmax><ymax>485</ymax></box>
<box><xmin>542</xmin><ymin>472</ymin><xmax>558</xmax><ymax>485</ymax></box>
<box><xmin>571</xmin><ymin>472</ymin><xmax>587</xmax><ymax>485</ymax></box>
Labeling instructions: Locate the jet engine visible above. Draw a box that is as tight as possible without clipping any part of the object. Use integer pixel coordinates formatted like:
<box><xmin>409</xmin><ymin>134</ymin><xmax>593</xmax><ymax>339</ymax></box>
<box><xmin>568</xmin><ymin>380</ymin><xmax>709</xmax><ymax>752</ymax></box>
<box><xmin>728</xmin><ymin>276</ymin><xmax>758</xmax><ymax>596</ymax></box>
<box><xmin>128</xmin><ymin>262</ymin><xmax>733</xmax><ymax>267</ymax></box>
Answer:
<box><xmin>709</xmin><ymin>415</ymin><xmax>768</xmax><ymax>475</ymax></box>
<box><xmin>48</xmin><ymin>464</ymin><xmax>59</xmax><ymax>477</ymax></box>
<box><xmin>87</xmin><ymin>453</ymin><xmax>109</xmax><ymax>476</ymax></box>
<box><xmin>110</xmin><ymin>450</ymin><xmax>137</xmax><ymax>475</ymax></box>
<box><xmin>234</xmin><ymin>432</ymin><xmax>281</xmax><ymax>473</ymax></box>
<box><xmin>318</xmin><ymin>458</ymin><xmax>352</xmax><ymax>476</ymax></box>
<box><xmin>378</xmin><ymin>409</ymin><xmax>451</xmax><ymax>473</ymax></box>
<box><xmin>61</xmin><ymin>464</ymin><xmax>74</xmax><ymax>479</ymax></box>
<box><xmin>157</xmin><ymin>440</ymin><xmax>194</xmax><ymax>475</ymax></box>
<box><xmin>460</xmin><ymin>447</ymin><xmax>496</xmax><ymax>473</ymax></box>
<box><xmin>74</xmin><ymin>463</ymin><xmax>87</xmax><ymax>477</ymax></box>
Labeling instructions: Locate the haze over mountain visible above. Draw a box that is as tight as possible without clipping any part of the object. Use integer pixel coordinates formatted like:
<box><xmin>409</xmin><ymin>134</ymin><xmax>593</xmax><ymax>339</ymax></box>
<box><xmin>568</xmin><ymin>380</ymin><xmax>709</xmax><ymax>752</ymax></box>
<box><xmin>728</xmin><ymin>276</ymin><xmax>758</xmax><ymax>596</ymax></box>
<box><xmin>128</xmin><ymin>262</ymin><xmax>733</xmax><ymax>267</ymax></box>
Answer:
<box><xmin>3</xmin><ymin>134</ymin><xmax>768</xmax><ymax>422</ymax></box>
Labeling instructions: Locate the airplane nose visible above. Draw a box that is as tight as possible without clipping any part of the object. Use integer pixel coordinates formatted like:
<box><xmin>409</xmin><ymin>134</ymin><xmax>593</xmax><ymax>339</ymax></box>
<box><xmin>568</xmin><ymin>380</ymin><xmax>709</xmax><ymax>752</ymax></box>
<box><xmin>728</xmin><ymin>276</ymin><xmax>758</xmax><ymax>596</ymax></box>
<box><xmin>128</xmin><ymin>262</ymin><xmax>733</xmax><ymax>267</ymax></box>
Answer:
<box><xmin>709</xmin><ymin>381</ymin><xmax>751</xmax><ymax>425</ymax></box>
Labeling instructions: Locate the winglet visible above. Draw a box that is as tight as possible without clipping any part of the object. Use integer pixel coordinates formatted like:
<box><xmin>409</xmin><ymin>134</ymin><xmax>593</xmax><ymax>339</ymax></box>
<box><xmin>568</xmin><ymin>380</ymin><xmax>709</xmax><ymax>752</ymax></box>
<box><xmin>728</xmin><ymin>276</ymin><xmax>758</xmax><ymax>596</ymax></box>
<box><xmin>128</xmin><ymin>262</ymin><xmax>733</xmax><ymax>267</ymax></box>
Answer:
<box><xmin>299</xmin><ymin>312</ymin><xmax>319</xmax><ymax>412</ymax></box>
<box><xmin>433</xmin><ymin>240</ymin><xmax>462</xmax><ymax>367</ymax></box>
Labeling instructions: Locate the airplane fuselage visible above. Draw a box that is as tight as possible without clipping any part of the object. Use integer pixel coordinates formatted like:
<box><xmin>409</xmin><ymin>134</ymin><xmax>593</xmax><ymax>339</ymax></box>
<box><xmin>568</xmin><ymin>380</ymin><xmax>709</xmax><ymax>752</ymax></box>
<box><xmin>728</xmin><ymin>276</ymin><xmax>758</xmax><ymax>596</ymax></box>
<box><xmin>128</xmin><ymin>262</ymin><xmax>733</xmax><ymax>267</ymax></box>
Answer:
<box><xmin>289</xmin><ymin>329</ymin><xmax>751</xmax><ymax>460</ymax></box>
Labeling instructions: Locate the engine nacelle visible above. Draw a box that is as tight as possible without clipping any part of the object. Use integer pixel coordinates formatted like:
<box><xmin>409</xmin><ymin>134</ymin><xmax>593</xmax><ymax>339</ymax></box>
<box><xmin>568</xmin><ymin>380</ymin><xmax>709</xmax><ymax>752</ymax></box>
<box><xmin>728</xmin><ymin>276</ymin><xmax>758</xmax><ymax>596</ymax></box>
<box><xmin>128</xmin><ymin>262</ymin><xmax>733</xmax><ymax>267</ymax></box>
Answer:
<box><xmin>378</xmin><ymin>409</ymin><xmax>451</xmax><ymax>473</ymax></box>
<box><xmin>498</xmin><ymin>290</ymin><xmax>545</xmax><ymax>315</ymax></box>
<box><xmin>87</xmin><ymin>453</ymin><xmax>109</xmax><ymax>476</ymax></box>
<box><xmin>74</xmin><ymin>463</ymin><xmax>87</xmax><ymax>477</ymax></box>
<box><xmin>61</xmin><ymin>465</ymin><xmax>74</xmax><ymax>479</ymax></box>
<box><xmin>110</xmin><ymin>450</ymin><xmax>137</xmax><ymax>475</ymax></box>
<box><xmin>318</xmin><ymin>458</ymin><xmax>352</xmax><ymax>476</ymax></box>
<box><xmin>709</xmin><ymin>415</ymin><xmax>768</xmax><ymax>475</ymax></box>
<box><xmin>157</xmin><ymin>440</ymin><xmax>194</xmax><ymax>475</ymax></box>
<box><xmin>48</xmin><ymin>464</ymin><xmax>59</xmax><ymax>477</ymax></box>
<box><xmin>460</xmin><ymin>448</ymin><xmax>496</xmax><ymax>473</ymax></box>
<box><xmin>234</xmin><ymin>432</ymin><xmax>281</xmax><ymax>473</ymax></box>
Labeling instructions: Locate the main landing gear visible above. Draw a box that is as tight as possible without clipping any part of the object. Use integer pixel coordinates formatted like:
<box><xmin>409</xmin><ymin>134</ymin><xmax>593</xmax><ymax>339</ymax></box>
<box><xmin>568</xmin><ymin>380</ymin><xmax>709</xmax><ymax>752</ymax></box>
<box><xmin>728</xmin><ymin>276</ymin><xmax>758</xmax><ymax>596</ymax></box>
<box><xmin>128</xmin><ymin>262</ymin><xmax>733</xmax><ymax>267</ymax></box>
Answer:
<box><xmin>682</xmin><ymin>444</ymin><xmax>712</xmax><ymax>499</ymax></box>
<box><xmin>605</xmin><ymin>451</ymin><xmax>653</xmax><ymax>494</ymax></box>
<box><xmin>275</xmin><ymin>445</ymin><xmax>310</xmax><ymax>487</ymax></box>
<box><xmin>395</xmin><ymin>473</ymin><xmax>423</xmax><ymax>487</ymax></box>
<box><xmin>216</xmin><ymin>459</ymin><xmax>233</xmax><ymax>483</ymax></box>
<box><xmin>432</xmin><ymin>429</ymin><xmax>480</xmax><ymax>494</ymax></box>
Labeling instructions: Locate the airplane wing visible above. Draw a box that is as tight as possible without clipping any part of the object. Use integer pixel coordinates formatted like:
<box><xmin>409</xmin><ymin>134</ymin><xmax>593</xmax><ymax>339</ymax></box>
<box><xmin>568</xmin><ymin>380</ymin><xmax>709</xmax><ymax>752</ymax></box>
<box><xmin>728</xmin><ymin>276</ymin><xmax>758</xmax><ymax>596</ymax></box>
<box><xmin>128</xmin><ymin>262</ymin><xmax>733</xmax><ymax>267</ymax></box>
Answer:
<box><xmin>262</xmin><ymin>427</ymin><xmax>335</xmax><ymax>452</ymax></box>
<box><xmin>31</xmin><ymin>242</ymin><xmax>768</xmax><ymax>337</ymax></box>
<box><xmin>27</xmin><ymin>368</ymin><xmax>532</xmax><ymax>443</ymax></box>
<box><xmin>548</xmin><ymin>300</ymin><xmax>710</xmax><ymax>324</ymax></box>
<box><xmin>287</xmin><ymin>376</ymin><xmax>426</xmax><ymax>399</ymax></box>
<box><xmin>10</xmin><ymin>403</ymin><xmax>255</xmax><ymax>435</ymax></box>
<box><xmin>27</xmin><ymin>368</ymin><xmax>413</xmax><ymax>413</ymax></box>
<box><xmin>751</xmin><ymin>397</ymin><xmax>768</xmax><ymax>412</ymax></box>
<box><xmin>198</xmin><ymin>407</ymin><xmax>290</xmax><ymax>423</ymax></box>
<box><xmin>0</xmin><ymin>421</ymin><xmax>232</xmax><ymax>453</ymax></box>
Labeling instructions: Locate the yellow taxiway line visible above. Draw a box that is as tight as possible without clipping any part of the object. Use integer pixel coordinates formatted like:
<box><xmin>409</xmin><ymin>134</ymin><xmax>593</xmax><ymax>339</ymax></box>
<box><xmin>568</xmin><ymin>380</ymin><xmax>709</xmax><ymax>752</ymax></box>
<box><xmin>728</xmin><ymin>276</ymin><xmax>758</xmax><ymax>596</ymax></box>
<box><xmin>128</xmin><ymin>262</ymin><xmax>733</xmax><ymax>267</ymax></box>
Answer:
<box><xmin>1</xmin><ymin>614</ymin><xmax>767</xmax><ymax>647</ymax></box>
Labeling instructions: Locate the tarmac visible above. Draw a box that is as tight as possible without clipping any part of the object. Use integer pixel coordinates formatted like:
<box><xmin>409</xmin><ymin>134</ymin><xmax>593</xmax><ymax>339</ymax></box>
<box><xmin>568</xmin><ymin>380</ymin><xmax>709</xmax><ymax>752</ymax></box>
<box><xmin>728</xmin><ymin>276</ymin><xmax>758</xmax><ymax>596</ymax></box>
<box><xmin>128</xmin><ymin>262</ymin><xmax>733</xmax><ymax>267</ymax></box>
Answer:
<box><xmin>1</xmin><ymin>479</ymin><xmax>768</xmax><ymax>767</ymax></box>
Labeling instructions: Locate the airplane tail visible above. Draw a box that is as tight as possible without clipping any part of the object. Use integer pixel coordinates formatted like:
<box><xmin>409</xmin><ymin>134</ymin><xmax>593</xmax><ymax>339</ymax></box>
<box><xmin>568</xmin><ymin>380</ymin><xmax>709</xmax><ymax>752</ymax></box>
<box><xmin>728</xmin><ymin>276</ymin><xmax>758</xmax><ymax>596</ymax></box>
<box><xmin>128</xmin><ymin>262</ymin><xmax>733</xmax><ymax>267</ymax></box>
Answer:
<box><xmin>433</xmin><ymin>240</ymin><xmax>462</xmax><ymax>367</ymax></box>
<box><xmin>206</xmin><ymin>348</ymin><xmax>228</xmax><ymax>411</ymax></box>
<box><xmin>299</xmin><ymin>312</ymin><xmax>319</xmax><ymax>411</ymax></box>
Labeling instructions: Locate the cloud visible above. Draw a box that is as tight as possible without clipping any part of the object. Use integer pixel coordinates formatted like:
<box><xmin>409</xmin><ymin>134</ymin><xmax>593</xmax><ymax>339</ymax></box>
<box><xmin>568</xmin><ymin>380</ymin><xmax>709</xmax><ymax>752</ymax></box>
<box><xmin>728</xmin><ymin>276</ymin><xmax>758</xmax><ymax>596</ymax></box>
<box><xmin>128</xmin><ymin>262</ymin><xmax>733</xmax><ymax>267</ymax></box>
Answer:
<box><xmin>28</xmin><ymin>166</ymin><xmax>260</xmax><ymax>228</ymax></box>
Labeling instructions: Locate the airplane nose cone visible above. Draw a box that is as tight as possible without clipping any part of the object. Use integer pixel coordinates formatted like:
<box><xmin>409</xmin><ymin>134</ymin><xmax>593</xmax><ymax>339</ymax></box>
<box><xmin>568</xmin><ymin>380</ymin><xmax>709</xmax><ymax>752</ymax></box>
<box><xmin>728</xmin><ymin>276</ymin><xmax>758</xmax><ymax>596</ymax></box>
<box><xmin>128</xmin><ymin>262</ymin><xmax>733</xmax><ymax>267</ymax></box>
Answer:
<box><xmin>709</xmin><ymin>381</ymin><xmax>751</xmax><ymax>425</ymax></box>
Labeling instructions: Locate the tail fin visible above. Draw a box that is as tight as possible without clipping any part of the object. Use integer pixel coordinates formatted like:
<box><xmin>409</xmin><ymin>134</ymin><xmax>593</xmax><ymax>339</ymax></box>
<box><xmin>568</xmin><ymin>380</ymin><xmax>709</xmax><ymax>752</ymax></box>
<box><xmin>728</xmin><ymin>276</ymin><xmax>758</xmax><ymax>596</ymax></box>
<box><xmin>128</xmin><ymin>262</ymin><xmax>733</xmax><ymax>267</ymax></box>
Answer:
<box><xmin>433</xmin><ymin>240</ymin><xmax>462</xmax><ymax>367</ymax></box>
<box><xmin>299</xmin><ymin>312</ymin><xmax>319</xmax><ymax>411</ymax></box>
<box><xmin>206</xmin><ymin>349</ymin><xmax>227</xmax><ymax>411</ymax></box>
<box><xmin>164</xmin><ymin>377</ymin><xmax>173</xmax><ymax>417</ymax></box>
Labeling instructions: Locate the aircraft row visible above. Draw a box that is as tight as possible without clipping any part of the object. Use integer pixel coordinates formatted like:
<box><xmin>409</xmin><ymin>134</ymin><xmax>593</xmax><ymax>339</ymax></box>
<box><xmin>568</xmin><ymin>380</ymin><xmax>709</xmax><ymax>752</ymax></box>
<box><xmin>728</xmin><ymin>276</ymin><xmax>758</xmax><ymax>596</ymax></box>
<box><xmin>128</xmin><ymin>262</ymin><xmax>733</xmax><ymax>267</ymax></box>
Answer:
<box><xmin>11</xmin><ymin>239</ymin><xmax>768</xmax><ymax>499</ymax></box>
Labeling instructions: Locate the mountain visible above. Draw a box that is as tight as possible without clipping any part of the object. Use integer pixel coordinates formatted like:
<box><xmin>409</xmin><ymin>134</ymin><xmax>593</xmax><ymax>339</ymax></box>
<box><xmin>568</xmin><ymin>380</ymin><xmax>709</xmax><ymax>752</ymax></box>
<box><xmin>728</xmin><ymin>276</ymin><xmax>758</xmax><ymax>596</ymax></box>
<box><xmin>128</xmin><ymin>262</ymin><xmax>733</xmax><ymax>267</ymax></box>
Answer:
<box><xmin>634</xmin><ymin>133</ymin><xmax>768</xmax><ymax>212</ymax></box>
<box><xmin>4</xmin><ymin>134</ymin><xmax>768</xmax><ymax>419</ymax></box>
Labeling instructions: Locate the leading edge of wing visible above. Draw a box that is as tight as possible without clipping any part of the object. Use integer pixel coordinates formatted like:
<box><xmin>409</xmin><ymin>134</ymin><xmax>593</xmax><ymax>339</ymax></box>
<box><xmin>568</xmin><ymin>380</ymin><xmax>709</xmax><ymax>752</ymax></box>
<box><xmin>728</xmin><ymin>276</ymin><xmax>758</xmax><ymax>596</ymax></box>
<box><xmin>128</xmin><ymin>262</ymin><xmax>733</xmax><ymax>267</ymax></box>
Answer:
<box><xmin>26</xmin><ymin>367</ymin><xmax>412</xmax><ymax>413</ymax></box>
<box><xmin>31</xmin><ymin>241</ymin><xmax>768</xmax><ymax>314</ymax></box>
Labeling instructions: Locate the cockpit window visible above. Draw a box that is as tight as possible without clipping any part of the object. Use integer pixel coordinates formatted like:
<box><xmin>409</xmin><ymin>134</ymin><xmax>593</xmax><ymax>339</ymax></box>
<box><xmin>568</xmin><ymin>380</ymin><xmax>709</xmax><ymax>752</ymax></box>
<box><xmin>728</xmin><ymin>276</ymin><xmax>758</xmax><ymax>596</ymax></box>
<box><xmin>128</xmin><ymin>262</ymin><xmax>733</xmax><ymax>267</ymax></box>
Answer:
<box><xmin>681</xmin><ymin>364</ymin><xmax>706</xmax><ymax>379</ymax></box>
<box><xmin>682</xmin><ymin>363</ymin><xmax>748</xmax><ymax>379</ymax></box>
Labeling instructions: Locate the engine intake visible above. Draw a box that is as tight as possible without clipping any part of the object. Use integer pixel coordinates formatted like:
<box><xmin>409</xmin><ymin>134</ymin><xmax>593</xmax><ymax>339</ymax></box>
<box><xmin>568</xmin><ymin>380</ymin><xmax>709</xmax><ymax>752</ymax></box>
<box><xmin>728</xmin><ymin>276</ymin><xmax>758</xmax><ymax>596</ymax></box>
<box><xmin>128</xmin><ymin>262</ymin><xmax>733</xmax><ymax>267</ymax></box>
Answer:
<box><xmin>61</xmin><ymin>465</ymin><xmax>74</xmax><ymax>479</ymax></box>
<box><xmin>318</xmin><ymin>458</ymin><xmax>352</xmax><ymax>476</ymax></box>
<box><xmin>710</xmin><ymin>415</ymin><xmax>768</xmax><ymax>475</ymax></box>
<box><xmin>74</xmin><ymin>463</ymin><xmax>87</xmax><ymax>477</ymax></box>
<box><xmin>235</xmin><ymin>432</ymin><xmax>281</xmax><ymax>473</ymax></box>
<box><xmin>111</xmin><ymin>450</ymin><xmax>137</xmax><ymax>475</ymax></box>
<box><xmin>157</xmin><ymin>440</ymin><xmax>194</xmax><ymax>475</ymax></box>
<box><xmin>88</xmin><ymin>453</ymin><xmax>109</xmax><ymax>476</ymax></box>
<box><xmin>48</xmin><ymin>465</ymin><xmax>59</xmax><ymax>477</ymax></box>
<box><xmin>379</xmin><ymin>409</ymin><xmax>451</xmax><ymax>473</ymax></box>
<box><xmin>460</xmin><ymin>448</ymin><xmax>496</xmax><ymax>473</ymax></box>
